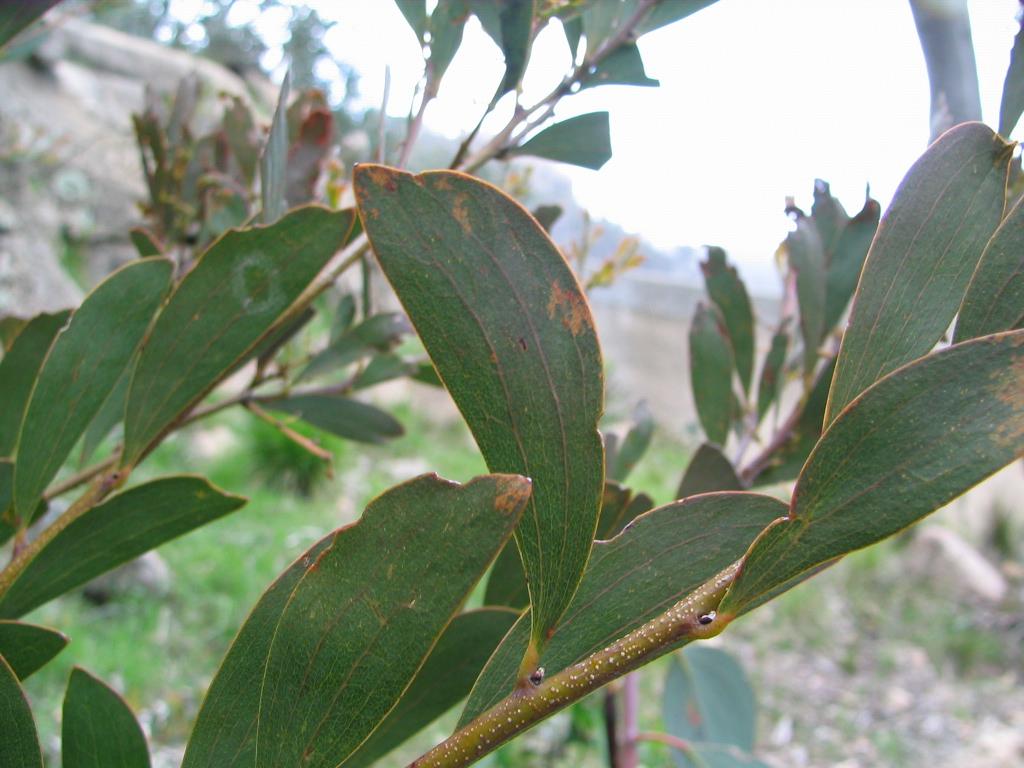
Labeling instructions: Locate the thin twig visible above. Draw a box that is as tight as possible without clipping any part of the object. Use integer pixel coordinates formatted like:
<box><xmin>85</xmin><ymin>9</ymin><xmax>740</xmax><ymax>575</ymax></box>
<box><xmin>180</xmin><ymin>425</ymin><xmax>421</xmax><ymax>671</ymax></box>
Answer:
<box><xmin>43</xmin><ymin>455</ymin><xmax>117</xmax><ymax>501</ymax></box>
<box><xmin>243</xmin><ymin>401</ymin><xmax>334</xmax><ymax>467</ymax></box>
<box><xmin>620</xmin><ymin>673</ymin><xmax>639</xmax><ymax>768</ymax></box>
<box><xmin>635</xmin><ymin>731</ymin><xmax>691</xmax><ymax>753</ymax></box>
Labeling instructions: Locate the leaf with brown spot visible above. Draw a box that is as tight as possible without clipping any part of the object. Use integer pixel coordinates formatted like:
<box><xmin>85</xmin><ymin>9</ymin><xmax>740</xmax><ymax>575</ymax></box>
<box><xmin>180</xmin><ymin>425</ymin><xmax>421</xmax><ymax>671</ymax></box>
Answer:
<box><xmin>355</xmin><ymin>166</ymin><xmax>604</xmax><ymax>650</ymax></box>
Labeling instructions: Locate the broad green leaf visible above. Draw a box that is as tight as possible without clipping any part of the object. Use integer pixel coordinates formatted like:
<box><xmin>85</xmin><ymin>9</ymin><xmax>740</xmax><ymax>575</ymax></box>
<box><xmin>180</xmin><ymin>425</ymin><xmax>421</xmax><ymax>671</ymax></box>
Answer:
<box><xmin>1000</xmin><ymin>21</ymin><xmax>1024</xmax><ymax>137</ymax></box>
<box><xmin>721</xmin><ymin>330</ymin><xmax>1024</xmax><ymax>616</ymax></box>
<box><xmin>954</xmin><ymin>194</ymin><xmax>1024</xmax><ymax>342</ymax></box>
<box><xmin>690</xmin><ymin>302</ymin><xmax>733</xmax><ymax>446</ymax></box>
<box><xmin>0</xmin><ymin>316</ymin><xmax>27</xmax><ymax>351</ymax></box>
<box><xmin>300</xmin><ymin>312</ymin><xmax>409</xmax><ymax>381</ymax></box>
<box><xmin>0</xmin><ymin>476</ymin><xmax>245</xmax><ymax>618</ymax></box>
<box><xmin>595</xmin><ymin>480</ymin><xmax>631</xmax><ymax>539</ymax></box>
<box><xmin>825</xmin><ymin>123</ymin><xmax>1013</xmax><ymax>425</ymax></box>
<box><xmin>0</xmin><ymin>311</ymin><xmax>69</xmax><ymax>457</ymax></box>
<box><xmin>483</xmin><ymin>542</ymin><xmax>530</xmax><ymax>609</ymax></box>
<box><xmin>355</xmin><ymin>166</ymin><xmax>604</xmax><ymax>648</ymax></box>
<box><xmin>183</xmin><ymin>533</ymin><xmax>335</xmax><ymax>767</ymax></box>
<box><xmin>702</xmin><ymin>248</ymin><xmax>755</xmax><ymax>393</ymax></box>
<box><xmin>459</xmin><ymin>492</ymin><xmax>784</xmax><ymax>725</ymax></box>
<box><xmin>394</xmin><ymin>0</ymin><xmax>428</xmax><ymax>42</ymax></box>
<box><xmin>747</xmin><ymin>358</ymin><xmax>834</xmax><ymax>487</ymax></box>
<box><xmin>255</xmin><ymin>473</ymin><xmax>529</xmax><ymax>768</ymax></box>
<box><xmin>473</xmin><ymin>0</ymin><xmax>535</xmax><ymax>99</ymax></box>
<box><xmin>755</xmin><ymin>328</ymin><xmax>788</xmax><ymax>423</ymax></box>
<box><xmin>261</xmin><ymin>70</ymin><xmax>290</xmax><ymax>223</ymax></box>
<box><xmin>62</xmin><ymin>668</ymin><xmax>150</xmax><ymax>768</ymax></box>
<box><xmin>128</xmin><ymin>227</ymin><xmax>163</xmax><ymax>257</ymax></box>
<box><xmin>265</xmin><ymin>394</ymin><xmax>404</xmax><ymax>444</ymax></box>
<box><xmin>608</xmin><ymin>401</ymin><xmax>654</xmax><ymax>482</ymax></box>
<box><xmin>822</xmin><ymin>196</ymin><xmax>880</xmax><ymax>333</ymax></box>
<box><xmin>0</xmin><ymin>654</ymin><xmax>41</xmax><ymax>768</ymax></box>
<box><xmin>0</xmin><ymin>621</ymin><xmax>67</xmax><ymax>680</ymax></box>
<box><xmin>122</xmin><ymin>206</ymin><xmax>356</xmax><ymax>466</ymax></box>
<box><xmin>426</xmin><ymin>0</ymin><xmax>469</xmax><ymax>97</ymax></box>
<box><xmin>0</xmin><ymin>0</ymin><xmax>58</xmax><ymax>51</ymax></box>
<box><xmin>343</xmin><ymin>608</ymin><xmax>519</xmax><ymax>768</ymax></box>
<box><xmin>80</xmin><ymin>365</ymin><xmax>131</xmax><ymax>464</ymax></box>
<box><xmin>14</xmin><ymin>258</ymin><xmax>172</xmax><ymax>517</ymax></box>
<box><xmin>0</xmin><ymin>459</ymin><xmax>13</xmax><ymax>544</ymax></box>
<box><xmin>670</xmin><ymin>744</ymin><xmax>772</xmax><ymax>768</ymax></box>
<box><xmin>583</xmin><ymin>42</ymin><xmax>658</xmax><ymax>88</ymax></box>
<box><xmin>636</xmin><ymin>0</ymin><xmax>719</xmax><ymax>34</ymax></box>
<box><xmin>786</xmin><ymin>219</ymin><xmax>825</xmax><ymax>372</ymax></box>
<box><xmin>508</xmin><ymin>112</ymin><xmax>612</xmax><ymax>170</ymax></box>
<box><xmin>677</xmin><ymin>443</ymin><xmax>741</xmax><ymax>498</ymax></box>
<box><xmin>664</xmin><ymin>646</ymin><xmax>755</xmax><ymax>756</ymax></box>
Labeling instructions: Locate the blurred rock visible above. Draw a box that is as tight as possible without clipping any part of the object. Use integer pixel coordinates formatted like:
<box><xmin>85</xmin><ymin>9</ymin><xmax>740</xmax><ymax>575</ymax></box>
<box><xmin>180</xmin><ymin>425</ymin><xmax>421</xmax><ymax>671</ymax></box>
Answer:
<box><xmin>908</xmin><ymin>526</ymin><xmax>1008</xmax><ymax>603</ymax></box>
<box><xmin>83</xmin><ymin>551</ymin><xmax>172</xmax><ymax>604</ymax></box>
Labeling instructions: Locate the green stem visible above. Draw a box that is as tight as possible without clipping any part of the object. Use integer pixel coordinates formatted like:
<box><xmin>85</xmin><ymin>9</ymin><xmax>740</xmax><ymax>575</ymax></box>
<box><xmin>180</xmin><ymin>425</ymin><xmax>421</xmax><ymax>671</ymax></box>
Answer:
<box><xmin>408</xmin><ymin>562</ymin><xmax>739</xmax><ymax>768</ymax></box>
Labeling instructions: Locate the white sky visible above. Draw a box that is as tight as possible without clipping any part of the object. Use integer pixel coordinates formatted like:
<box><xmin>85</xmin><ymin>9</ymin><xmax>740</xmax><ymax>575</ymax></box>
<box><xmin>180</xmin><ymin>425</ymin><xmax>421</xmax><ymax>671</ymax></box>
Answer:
<box><xmin>222</xmin><ymin>0</ymin><xmax>1022</xmax><ymax>292</ymax></box>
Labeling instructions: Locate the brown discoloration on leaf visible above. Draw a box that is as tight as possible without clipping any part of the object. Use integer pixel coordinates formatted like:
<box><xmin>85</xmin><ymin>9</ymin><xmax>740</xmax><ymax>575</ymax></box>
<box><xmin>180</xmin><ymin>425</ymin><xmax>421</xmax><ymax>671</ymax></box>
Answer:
<box><xmin>431</xmin><ymin>175</ymin><xmax>453</xmax><ymax>192</ymax></box>
<box><xmin>992</xmin><ymin>345</ymin><xmax>1024</xmax><ymax>448</ymax></box>
<box><xmin>546</xmin><ymin>280</ymin><xmax>592</xmax><ymax>336</ymax></box>
<box><xmin>452</xmin><ymin>193</ymin><xmax>472</xmax><ymax>234</ymax></box>
<box><xmin>493</xmin><ymin>476</ymin><xmax>531</xmax><ymax>517</ymax></box>
<box><xmin>363</xmin><ymin>165</ymin><xmax>397</xmax><ymax>192</ymax></box>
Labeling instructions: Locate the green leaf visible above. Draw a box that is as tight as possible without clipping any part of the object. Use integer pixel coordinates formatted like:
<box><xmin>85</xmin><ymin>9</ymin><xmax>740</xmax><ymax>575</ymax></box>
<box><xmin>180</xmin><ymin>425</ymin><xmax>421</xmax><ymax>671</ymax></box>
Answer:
<box><xmin>253</xmin><ymin>473</ymin><xmax>528</xmax><ymax>768</ymax></box>
<box><xmin>0</xmin><ymin>0</ymin><xmax>59</xmax><ymax>52</ymax></box>
<box><xmin>561</xmin><ymin>15</ymin><xmax>582</xmax><ymax>60</ymax></box>
<box><xmin>755</xmin><ymin>328</ymin><xmax>788</xmax><ymax>423</ymax></box>
<box><xmin>300</xmin><ymin>312</ymin><xmax>409</xmax><ymax>381</ymax></box>
<box><xmin>676</xmin><ymin>443</ymin><xmax>741</xmax><ymax>499</ymax></box>
<box><xmin>583</xmin><ymin>43</ymin><xmax>658</xmax><ymax>88</ymax></box>
<box><xmin>508</xmin><ymin>112</ymin><xmax>612</xmax><ymax>170</ymax></box>
<box><xmin>532</xmin><ymin>204</ymin><xmax>563</xmax><ymax>233</ymax></box>
<box><xmin>636</xmin><ymin>0</ymin><xmax>719</xmax><ymax>35</ymax></box>
<box><xmin>474</xmin><ymin>0</ymin><xmax>535</xmax><ymax>99</ymax></box>
<box><xmin>825</xmin><ymin>123</ymin><xmax>1013</xmax><ymax>425</ymax></box>
<box><xmin>0</xmin><ymin>459</ymin><xmax>14</xmax><ymax>545</ymax></box>
<box><xmin>128</xmin><ymin>227</ymin><xmax>163</xmax><ymax>258</ymax></box>
<box><xmin>0</xmin><ymin>654</ymin><xmax>41</xmax><ymax>768</ymax></box>
<box><xmin>352</xmin><ymin>353</ymin><xmax>414</xmax><ymax>389</ymax></box>
<box><xmin>664</xmin><ymin>646</ymin><xmax>755</xmax><ymax>754</ymax></box>
<box><xmin>746</xmin><ymin>358</ymin><xmax>834</xmax><ymax>487</ymax></box>
<box><xmin>79</xmin><ymin>366</ymin><xmax>131</xmax><ymax>465</ymax></box>
<box><xmin>701</xmin><ymin>247</ymin><xmax>755</xmax><ymax>393</ymax></box>
<box><xmin>355</xmin><ymin>166</ymin><xmax>604</xmax><ymax>649</ymax></box>
<box><xmin>721</xmin><ymin>330</ymin><xmax>1024</xmax><ymax>616</ymax></box>
<box><xmin>609</xmin><ymin>401</ymin><xmax>654</xmax><ymax>482</ymax></box>
<box><xmin>690</xmin><ymin>302</ymin><xmax>733</xmax><ymax>446</ymax></box>
<box><xmin>261</xmin><ymin>69</ymin><xmax>290</xmax><ymax>223</ymax></box>
<box><xmin>786</xmin><ymin>219</ymin><xmax>825</xmax><ymax>372</ymax></box>
<box><xmin>483</xmin><ymin>541</ymin><xmax>530</xmax><ymax>609</ymax></box>
<box><xmin>14</xmin><ymin>258</ymin><xmax>172</xmax><ymax>517</ymax></box>
<box><xmin>0</xmin><ymin>316</ymin><xmax>27</xmax><ymax>351</ymax></box>
<box><xmin>0</xmin><ymin>311</ymin><xmax>69</xmax><ymax>457</ymax></box>
<box><xmin>62</xmin><ymin>668</ymin><xmax>150</xmax><ymax>768</ymax></box>
<box><xmin>122</xmin><ymin>206</ymin><xmax>356</xmax><ymax>466</ymax></box>
<box><xmin>0</xmin><ymin>621</ymin><xmax>67</xmax><ymax>680</ymax></box>
<box><xmin>1000</xmin><ymin>21</ymin><xmax>1024</xmax><ymax>136</ymax></box>
<box><xmin>394</xmin><ymin>0</ymin><xmax>428</xmax><ymax>41</ymax></box>
<box><xmin>343</xmin><ymin>608</ymin><xmax>519</xmax><ymax>768</ymax></box>
<box><xmin>0</xmin><ymin>476</ymin><xmax>245</xmax><ymax>618</ymax></box>
<box><xmin>266</xmin><ymin>394</ymin><xmax>404</xmax><ymax>444</ymax></box>
<box><xmin>459</xmin><ymin>492</ymin><xmax>784</xmax><ymax>726</ymax></box>
<box><xmin>670</xmin><ymin>744</ymin><xmax>772</xmax><ymax>768</ymax></box>
<box><xmin>330</xmin><ymin>293</ymin><xmax>358</xmax><ymax>340</ymax></box>
<box><xmin>822</xmin><ymin>196</ymin><xmax>880</xmax><ymax>333</ymax></box>
<box><xmin>954</xmin><ymin>194</ymin><xmax>1024</xmax><ymax>342</ymax></box>
<box><xmin>595</xmin><ymin>480</ymin><xmax>631</xmax><ymax>539</ymax></box>
<box><xmin>426</xmin><ymin>0</ymin><xmax>469</xmax><ymax>96</ymax></box>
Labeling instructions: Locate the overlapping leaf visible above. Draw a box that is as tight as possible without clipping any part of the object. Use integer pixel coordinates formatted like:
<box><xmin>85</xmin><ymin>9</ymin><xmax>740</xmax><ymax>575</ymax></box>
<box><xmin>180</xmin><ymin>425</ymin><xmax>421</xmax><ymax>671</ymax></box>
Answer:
<box><xmin>122</xmin><ymin>206</ymin><xmax>356</xmax><ymax>466</ymax></box>
<box><xmin>701</xmin><ymin>248</ymin><xmax>755</xmax><ymax>393</ymax></box>
<box><xmin>0</xmin><ymin>477</ymin><xmax>244</xmax><ymax>618</ymax></box>
<box><xmin>0</xmin><ymin>654</ymin><xmax>42</xmax><ymax>768</ymax></box>
<box><xmin>721</xmin><ymin>331</ymin><xmax>1024</xmax><ymax>616</ymax></box>
<box><xmin>1000</xmin><ymin>20</ymin><xmax>1024</xmax><ymax>137</ymax></box>
<box><xmin>825</xmin><ymin>123</ymin><xmax>1013</xmax><ymax>424</ymax></box>
<box><xmin>355</xmin><ymin>166</ymin><xmax>604</xmax><ymax>649</ymax></box>
<box><xmin>786</xmin><ymin>219</ymin><xmax>825</xmax><ymax>373</ymax></box>
<box><xmin>677</xmin><ymin>443</ymin><xmax>741</xmax><ymax>498</ymax></box>
<box><xmin>0</xmin><ymin>621</ymin><xmax>66</xmax><ymax>680</ymax></box>
<box><xmin>14</xmin><ymin>258</ymin><xmax>171</xmax><ymax>517</ymax></box>
<box><xmin>689</xmin><ymin>303</ymin><xmax>733</xmax><ymax>446</ymax></box>
<box><xmin>265</xmin><ymin>395</ymin><xmax>404</xmax><ymax>444</ymax></box>
<box><xmin>755</xmin><ymin>328</ymin><xmax>788</xmax><ymax>423</ymax></box>
<box><xmin>62</xmin><ymin>668</ymin><xmax>151</xmax><ymax>768</ymax></box>
<box><xmin>260</xmin><ymin>70</ymin><xmax>290</xmax><ymax>223</ymax></box>
<box><xmin>459</xmin><ymin>493</ymin><xmax>783</xmax><ymax>725</ymax></box>
<box><xmin>822</xmin><ymin>197</ymin><xmax>880</xmax><ymax>332</ymax></box>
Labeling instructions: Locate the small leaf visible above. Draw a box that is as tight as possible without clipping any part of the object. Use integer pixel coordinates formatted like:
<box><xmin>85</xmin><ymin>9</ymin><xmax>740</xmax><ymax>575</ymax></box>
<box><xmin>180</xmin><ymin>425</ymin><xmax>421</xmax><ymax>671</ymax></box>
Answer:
<box><xmin>254</xmin><ymin>474</ymin><xmax>529</xmax><ymax>768</ymax></box>
<box><xmin>810</xmin><ymin>179</ymin><xmax>849</xmax><ymax>253</ymax></box>
<box><xmin>721</xmin><ymin>330</ymin><xmax>1024</xmax><ymax>616</ymax></box>
<box><xmin>677</xmin><ymin>443</ymin><xmax>741</xmax><ymax>498</ymax></box>
<box><xmin>355</xmin><ymin>166</ymin><xmax>604</xmax><ymax>649</ymax></box>
<box><xmin>352</xmin><ymin>353</ymin><xmax>414</xmax><ymax>389</ymax></box>
<box><xmin>14</xmin><ymin>258</ymin><xmax>172</xmax><ymax>517</ymax></box>
<box><xmin>701</xmin><ymin>247</ymin><xmax>755</xmax><ymax>393</ymax></box>
<box><xmin>394</xmin><ymin>0</ymin><xmax>428</xmax><ymax>41</ymax></box>
<box><xmin>474</xmin><ymin>0</ymin><xmax>535</xmax><ymax>99</ymax></box>
<box><xmin>62</xmin><ymin>668</ymin><xmax>150</xmax><ymax>768</ymax></box>
<box><xmin>460</xmin><ymin>492</ymin><xmax>784</xmax><ymax>725</ymax></box>
<box><xmin>122</xmin><ymin>206</ymin><xmax>356</xmax><ymax>466</ymax></box>
<box><xmin>266</xmin><ymin>395</ymin><xmax>404</xmax><ymax>444</ymax></box>
<box><xmin>664</xmin><ymin>646</ymin><xmax>755</xmax><ymax>754</ymax></box>
<box><xmin>0</xmin><ymin>311</ymin><xmax>69</xmax><ymax>457</ymax></box>
<box><xmin>0</xmin><ymin>654</ymin><xmax>42</xmax><ymax>768</ymax></box>
<box><xmin>508</xmin><ymin>112</ymin><xmax>612</xmax><ymax>170</ymax></box>
<box><xmin>690</xmin><ymin>302</ymin><xmax>734</xmax><ymax>446</ymax></box>
<box><xmin>561</xmin><ymin>15</ymin><xmax>582</xmax><ymax>59</ymax></box>
<box><xmin>825</xmin><ymin>123</ymin><xmax>1013</xmax><ymax>425</ymax></box>
<box><xmin>755</xmin><ymin>328</ymin><xmax>789</xmax><ymax>423</ymax></box>
<box><xmin>330</xmin><ymin>293</ymin><xmax>358</xmax><ymax>340</ymax></box>
<box><xmin>786</xmin><ymin>219</ymin><xmax>826</xmax><ymax>372</ymax></box>
<box><xmin>532</xmin><ymin>204</ymin><xmax>563</xmax><ymax>233</ymax></box>
<box><xmin>261</xmin><ymin>70</ymin><xmax>290</xmax><ymax>223</ymax></box>
<box><xmin>285</xmin><ymin>107</ymin><xmax>333</xmax><ymax>206</ymax></box>
<box><xmin>1000</xmin><ymin>20</ymin><xmax>1024</xmax><ymax>137</ymax></box>
<box><xmin>609</xmin><ymin>401</ymin><xmax>654</xmax><ymax>482</ymax></box>
<box><xmin>128</xmin><ymin>227</ymin><xmax>163</xmax><ymax>258</ymax></box>
<box><xmin>0</xmin><ymin>476</ymin><xmax>245</xmax><ymax>618</ymax></box>
<box><xmin>595</xmin><ymin>481</ymin><xmax>631</xmax><ymax>539</ymax></box>
<box><xmin>222</xmin><ymin>95</ymin><xmax>260</xmax><ymax>187</ymax></box>
<box><xmin>300</xmin><ymin>312</ymin><xmax>410</xmax><ymax>381</ymax></box>
<box><xmin>823</xmin><ymin>196</ymin><xmax>881</xmax><ymax>332</ymax></box>
<box><xmin>342</xmin><ymin>608</ymin><xmax>519</xmax><ymax>768</ymax></box>
<box><xmin>583</xmin><ymin>43</ymin><xmax>659</xmax><ymax>88</ymax></box>
<box><xmin>954</xmin><ymin>194</ymin><xmax>1024</xmax><ymax>342</ymax></box>
<box><xmin>0</xmin><ymin>621</ymin><xmax>67</xmax><ymax>680</ymax></box>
